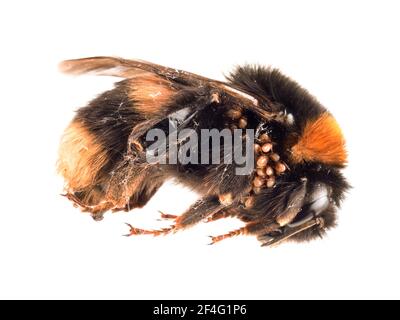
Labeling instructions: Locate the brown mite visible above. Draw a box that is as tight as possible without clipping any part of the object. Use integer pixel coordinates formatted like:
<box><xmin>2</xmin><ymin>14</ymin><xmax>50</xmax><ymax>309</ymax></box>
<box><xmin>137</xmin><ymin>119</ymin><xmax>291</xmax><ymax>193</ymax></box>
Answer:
<box><xmin>275</xmin><ymin>162</ymin><xmax>286</xmax><ymax>174</ymax></box>
<box><xmin>244</xmin><ymin>196</ymin><xmax>255</xmax><ymax>208</ymax></box>
<box><xmin>269</xmin><ymin>153</ymin><xmax>280</xmax><ymax>162</ymax></box>
<box><xmin>261</xmin><ymin>143</ymin><xmax>272</xmax><ymax>153</ymax></box>
<box><xmin>238</xmin><ymin>117</ymin><xmax>248</xmax><ymax>129</ymax></box>
<box><xmin>252</xmin><ymin>187</ymin><xmax>262</xmax><ymax>195</ymax></box>
<box><xmin>256</xmin><ymin>155</ymin><xmax>268</xmax><ymax>168</ymax></box>
<box><xmin>265</xmin><ymin>166</ymin><xmax>274</xmax><ymax>176</ymax></box>
<box><xmin>256</xmin><ymin>168</ymin><xmax>267</xmax><ymax>178</ymax></box>
<box><xmin>259</xmin><ymin>133</ymin><xmax>271</xmax><ymax>143</ymax></box>
<box><xmin>253</xmin><ymin>176</ymin><xmax>265</xmax><ymax>188</ymax></box>
<box><xmin>58</xmin><ymin>56</ymin><xmax>349</xmax><ymax>247</ymax></box>
<box><xmin>226</xmin><ymin>108</ymin><xmax>242</xmax><ymax>120</ymax></box>
<box><xmin>266</xmin><ymin>177</ymin><xmax>276</xmax><ymax>188</ymax></box>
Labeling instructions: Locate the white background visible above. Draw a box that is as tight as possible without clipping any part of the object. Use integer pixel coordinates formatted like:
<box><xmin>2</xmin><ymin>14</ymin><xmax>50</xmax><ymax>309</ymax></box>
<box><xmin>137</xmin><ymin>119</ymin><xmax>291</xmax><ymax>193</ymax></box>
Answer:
<box><xmin>0</xmin><ymin>0</ymin><xmax>399</xmax><ymax>299</ymax></box>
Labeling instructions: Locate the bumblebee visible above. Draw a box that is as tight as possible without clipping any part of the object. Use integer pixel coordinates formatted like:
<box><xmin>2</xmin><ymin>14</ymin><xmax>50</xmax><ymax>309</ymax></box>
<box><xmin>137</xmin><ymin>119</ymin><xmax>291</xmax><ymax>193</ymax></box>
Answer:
<box><xmin>58</xmin><ymin>57</ymin><xmax>349</xmax><ymax>246</ymax></box>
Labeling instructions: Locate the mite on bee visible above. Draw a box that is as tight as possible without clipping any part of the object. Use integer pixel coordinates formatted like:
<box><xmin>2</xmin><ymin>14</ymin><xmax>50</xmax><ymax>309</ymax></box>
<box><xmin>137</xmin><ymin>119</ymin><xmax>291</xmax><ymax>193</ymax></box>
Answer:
<box><xmin>58</xmin><ymin>56</ymin><xmax>349</xmax><ymax>246</ymax></box>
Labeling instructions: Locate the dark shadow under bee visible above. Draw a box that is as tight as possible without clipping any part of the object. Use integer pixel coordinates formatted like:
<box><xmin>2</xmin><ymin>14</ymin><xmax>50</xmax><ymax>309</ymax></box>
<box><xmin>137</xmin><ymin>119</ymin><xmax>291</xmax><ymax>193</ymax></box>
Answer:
<box><xmin>58</xmin><ymin>57</ymin><xmax>349</xmax><ymax>246</ymax></box>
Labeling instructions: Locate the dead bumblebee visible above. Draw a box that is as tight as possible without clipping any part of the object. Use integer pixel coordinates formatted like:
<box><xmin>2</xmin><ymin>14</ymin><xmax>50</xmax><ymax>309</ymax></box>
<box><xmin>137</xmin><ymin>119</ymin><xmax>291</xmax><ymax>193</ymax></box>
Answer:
<box><xmin>58</xmin><ymin>56</ymin><xmax>349</xmax><ymax>246</ymax></box>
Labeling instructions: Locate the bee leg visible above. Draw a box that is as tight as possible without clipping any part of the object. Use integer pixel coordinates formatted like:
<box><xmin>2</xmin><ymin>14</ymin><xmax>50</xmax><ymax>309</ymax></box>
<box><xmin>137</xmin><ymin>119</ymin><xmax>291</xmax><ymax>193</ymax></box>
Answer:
<box><xmin>209</xmin><ymin>227</ymin><xmax>247</xmax><ymax>244</ymax></box>
<box><xmin>209</xmin><ymin>220</ymin><xmax>281</xmax><ymax>244</ymax></box>
<box><xmin>124</xmin><ymin>196</ymin><xmax>223</xmax><ymax>237</ymax></box>
<box><xmin>173</xmin><ymin>196</ymin><xmax>223</xmax><ymax>228</ymax></box>
<box><xmin>124</xmin><ymin>224</ymin><xmax>174</xmax><ymax>237</ymax></box>
<box><xmin>205</xmin><ymin>208</ymin><xmax>238</xmax><ymax>223</ymax></box>
<box><xmin>205</xmin><ymin>211</ymin><xmax>229</xmax><ymax>223</ymax></box>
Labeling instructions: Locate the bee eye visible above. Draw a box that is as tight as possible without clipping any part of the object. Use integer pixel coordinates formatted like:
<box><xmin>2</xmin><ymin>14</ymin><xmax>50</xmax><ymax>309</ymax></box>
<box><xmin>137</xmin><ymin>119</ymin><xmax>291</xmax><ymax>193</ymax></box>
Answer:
<box><xmin>309</xmin><ymin>194</ymin><xmax>330</xmax><ymax>214</ymax></box>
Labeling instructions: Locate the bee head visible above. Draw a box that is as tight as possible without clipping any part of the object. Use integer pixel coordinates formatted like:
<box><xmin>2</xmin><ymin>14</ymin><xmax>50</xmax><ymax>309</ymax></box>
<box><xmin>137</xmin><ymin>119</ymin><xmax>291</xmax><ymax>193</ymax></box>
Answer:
<box><xmin>253</xmin><ymin>165</ymin><xmax>349</xmax><ymax>246</ymax></box>
<box><xmin>251</xmin><ymin>107</ymin><xmax>349</xmax><ymax>245</ymax></box>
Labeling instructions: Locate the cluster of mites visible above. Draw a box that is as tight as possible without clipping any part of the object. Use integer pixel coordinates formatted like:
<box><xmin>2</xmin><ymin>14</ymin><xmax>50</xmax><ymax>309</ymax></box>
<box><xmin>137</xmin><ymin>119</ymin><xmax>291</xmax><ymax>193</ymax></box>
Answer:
<box><xmin>225</xmin><ymin>106</ymin><xmax>287</xmax><ymax>209</ymax></box>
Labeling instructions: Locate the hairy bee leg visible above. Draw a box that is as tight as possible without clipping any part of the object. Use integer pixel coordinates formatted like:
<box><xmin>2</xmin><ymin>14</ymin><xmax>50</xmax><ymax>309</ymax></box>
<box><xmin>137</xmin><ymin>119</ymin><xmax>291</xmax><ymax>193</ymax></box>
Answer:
<box><xmin>125</xmin><ymin>196</ymin><xmax>223</xmax><ymax>237</ymax></box>
<box><xmin>209</xmin><ymin>227</ymin><xmax>247</xmax><ymax>244</ymax></box>
<box><xmin>210</xmin><ymin>220</ymin><xmax>281</xmax><ymax>244</ymax></box>
<box><xmin>206</xmin><ymin>208</ymin><xmax>238</xmax><ymax>223</ymax></box>
<box><xmin>124</xmin><ymin>224</ymin><xmax>174</xmax><ymax>237</ymax></box>
<box><xmin>206</xmin><ymin>211</ymin><xmax>230</xmax><ymax>223</ymax></box>
<box><xmin>172</xmin><ymin>196</ymin><xmax>223</xmax><ymax>228</ymax></box>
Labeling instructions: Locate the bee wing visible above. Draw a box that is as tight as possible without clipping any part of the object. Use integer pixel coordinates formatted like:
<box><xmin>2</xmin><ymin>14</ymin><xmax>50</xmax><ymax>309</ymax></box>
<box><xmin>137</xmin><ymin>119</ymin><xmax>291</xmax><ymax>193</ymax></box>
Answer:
<box><xmin>59</xmin><ymin>56</ymin><xmax>219</xmax><ymax>86</ymax></box>
<box><xmin>59</xmin><ymin>56</ymin><xmax>266</xmax><ymax>109</ymax></box>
